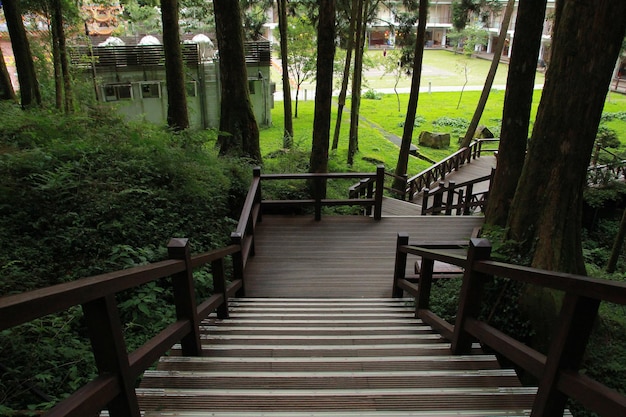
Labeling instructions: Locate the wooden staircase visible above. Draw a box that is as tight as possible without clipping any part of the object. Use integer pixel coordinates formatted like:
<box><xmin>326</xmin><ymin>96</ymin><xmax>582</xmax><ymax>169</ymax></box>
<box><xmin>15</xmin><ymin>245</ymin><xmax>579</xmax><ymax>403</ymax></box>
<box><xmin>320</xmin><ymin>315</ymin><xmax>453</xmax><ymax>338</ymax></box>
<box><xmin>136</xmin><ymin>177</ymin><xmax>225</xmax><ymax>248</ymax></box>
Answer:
<box><xmin>136</xmin><ymin>298</ymin><xmax>539</xmax><ymax>416</ymax></box>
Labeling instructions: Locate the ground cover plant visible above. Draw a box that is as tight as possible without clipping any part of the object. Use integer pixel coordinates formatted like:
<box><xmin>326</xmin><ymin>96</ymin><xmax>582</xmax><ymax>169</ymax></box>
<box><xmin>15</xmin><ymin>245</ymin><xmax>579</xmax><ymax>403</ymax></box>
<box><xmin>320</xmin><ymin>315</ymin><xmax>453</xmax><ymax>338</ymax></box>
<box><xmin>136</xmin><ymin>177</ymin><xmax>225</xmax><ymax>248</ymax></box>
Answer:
<box><xmin>0</xmin><ymin>102</ymin><xmax>251</xmax><ymax>414</ymax></box>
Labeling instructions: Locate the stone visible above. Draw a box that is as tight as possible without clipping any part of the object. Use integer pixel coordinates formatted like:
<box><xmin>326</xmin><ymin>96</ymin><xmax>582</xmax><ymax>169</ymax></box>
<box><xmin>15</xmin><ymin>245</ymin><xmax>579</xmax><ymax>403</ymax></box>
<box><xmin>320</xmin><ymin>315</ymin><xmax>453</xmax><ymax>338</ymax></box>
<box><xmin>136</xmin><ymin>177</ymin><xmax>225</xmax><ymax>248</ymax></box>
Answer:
<box><xmin>475</xmin><ymin>125</ymin><xmax>494</xmax><ymax>138</ymax></box>
<box><xmin>418</xmin><ymin>131</ymin><xmax>450</xmax><ymax>149</ymax></box>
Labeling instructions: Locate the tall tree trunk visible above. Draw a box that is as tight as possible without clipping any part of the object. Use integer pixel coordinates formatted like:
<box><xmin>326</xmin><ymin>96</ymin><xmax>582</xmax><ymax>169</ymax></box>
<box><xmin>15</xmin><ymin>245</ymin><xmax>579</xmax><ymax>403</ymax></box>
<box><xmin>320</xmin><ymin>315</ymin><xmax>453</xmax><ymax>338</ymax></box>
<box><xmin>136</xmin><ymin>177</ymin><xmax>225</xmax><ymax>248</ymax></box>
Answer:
<box><xmin>214</xmin><ymin>0</ymin><xmax>262</xmax><ymax>162</ymax></box>
<box><xmin>51</xmin><ymin>0</ymin><xmax>73</xmax><ymax>112</ymax></box>
<box><xmin>507</xmin><ymin>0</ymin><xmax>626</xmax><ymax>274</ymax></box>
<box><xmin>3</xmin><ymin>0</ymin><xmax>41</xmax><ymax>108</ymax></box>
<box><xmin>485</xmin><ymin>0</ymin><xmax>547</xmax><ymax>226</ymax></box>
<box><xmin>277</xmin><ymin>0</ymin><xmax>293</xmax><ymax>148</ymax></box>
<box><xmin>332</xmin><ymin>0</ymin><xmax>358</xmax><ymax>151</ymax></box>
<box><xmin>50</xmin><ymin>11</ymin><xmax>64</xmax><ymax>110</ymax></box>
<box><xmin>309</xmin><ymin>0</ymin><xmax>335</xmax><ymax>198</ymax></box>
<box><xmin>161</xmin><ymin>0</ymin><xmax>189</xmax><ymax>130</ymax></box>
<box><xmin>347</xmin><ymin>0</ymin><xmax>366</xmax><ymax>166</ymax></box>
<box><xmin>392</xmin><ymin>0</ymin><xmax>428</xmax><ymax>194</ymax></box>
<box><xmin>0</xmin><ymin>46</ymin><xmax>17</xmax><ymax>101</ymax></box>
<box><xmin>458</xmin><ymin>0</ymin><xmax>515</xmax><ymax>149</ymax></box>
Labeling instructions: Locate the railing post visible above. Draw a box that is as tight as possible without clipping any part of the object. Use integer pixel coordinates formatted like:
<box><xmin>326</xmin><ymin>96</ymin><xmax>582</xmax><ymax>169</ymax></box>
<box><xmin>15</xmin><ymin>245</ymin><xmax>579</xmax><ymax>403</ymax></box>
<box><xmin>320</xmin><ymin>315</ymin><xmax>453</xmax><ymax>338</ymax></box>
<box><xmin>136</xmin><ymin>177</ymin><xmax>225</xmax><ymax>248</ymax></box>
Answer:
<box><xmin>464</xmin><ymin>183</ymin><xmax>474</xmax><ymax>215</ymax></box>
<box><xmin>167</xmin><ymin>238</ymin><xmax>202</xmax><ymax>356</ymax></box>
<box><xmin>253</xmin><ymin>166</ymin><xmax>263</xmax><ymax>223</ymax></box>
<box><xmin>445</xmin><ymin>181</ymin><xmax>456</xmax><ymax>215</ymax></box>
<box><xmin>421</xmin><ymin>188</ymin><xmax>430</xmax><ymax>215</ymax></box>
<box><xmin>211</xmin><ymin>258</ymin><xmax>230</xmax><ymax>319</ymax></box>
<box><xmin>230</xmin><ymin>232</ymin><xmax>246</xmax><ymax>297</ymax></box>
<box><xmin>531</xmin><ymin>294</ymin><xmax>600</xmax><ymax>417</ymax></box>
<box><xmin>433</xmin><ymin>181</ymin><xmax>445</xmax><ymax>215</ymax></box>
<box><xmin>416</xmin><ymin>257</ymin><xmax>434</xmax><ymax>314</ymax></box>
<box><xmin>364</xmin><ymin>178</ymin><xmax>373</xmax><ymax>216</ymax></box>
<box><xmin>392</xmin><ymin>233</ymin><xmax>409</xmax><ymax>298</ymax></box>
<box><xmin>82</xmin><ymin>295</ymin><xmax>140</xmax><ymax>417</ymax></box>
<box><xmin>456</xmin><ymin>189</ymin><xmax>465</xmax><ymax>215</ymax></box>
<box><xmin>451</xmin><ymin>238</ymin><xmax>492</xmax><ymax>355</ymax></box>
<box><xmin>374</xmin><ymin>165</ymin><xmax>384</xmax><ymax>220</ymax></box>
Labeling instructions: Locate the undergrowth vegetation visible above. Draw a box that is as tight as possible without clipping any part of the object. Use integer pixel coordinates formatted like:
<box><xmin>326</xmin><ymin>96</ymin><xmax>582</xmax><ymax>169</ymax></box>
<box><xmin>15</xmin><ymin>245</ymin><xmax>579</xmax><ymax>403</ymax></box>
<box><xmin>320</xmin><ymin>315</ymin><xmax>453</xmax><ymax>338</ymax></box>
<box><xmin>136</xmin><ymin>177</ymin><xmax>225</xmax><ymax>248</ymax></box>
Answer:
<box><xmin>0</xmin><ymin>102</ymin><xmax>251</xmax><ymax>414</ymax></box>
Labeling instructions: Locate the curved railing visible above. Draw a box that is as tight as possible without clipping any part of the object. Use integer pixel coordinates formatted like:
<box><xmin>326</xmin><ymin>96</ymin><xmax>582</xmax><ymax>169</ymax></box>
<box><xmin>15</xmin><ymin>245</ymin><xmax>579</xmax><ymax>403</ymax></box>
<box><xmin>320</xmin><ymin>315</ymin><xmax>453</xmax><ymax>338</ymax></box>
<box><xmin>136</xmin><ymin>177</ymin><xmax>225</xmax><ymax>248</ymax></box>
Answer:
<box><xmin>403</xmin><ymin>139</ymin><xmax>499</xmax><ymax>201</ymax></box>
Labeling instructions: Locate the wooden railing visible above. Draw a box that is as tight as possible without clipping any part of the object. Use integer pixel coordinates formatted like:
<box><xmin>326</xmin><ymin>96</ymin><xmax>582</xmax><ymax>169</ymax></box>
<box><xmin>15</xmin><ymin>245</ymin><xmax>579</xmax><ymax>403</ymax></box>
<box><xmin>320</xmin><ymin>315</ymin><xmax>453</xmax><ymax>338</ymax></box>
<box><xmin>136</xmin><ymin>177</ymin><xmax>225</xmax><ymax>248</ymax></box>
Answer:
<box><xmin>256</xmin><ymin>166</ymin><xmax>385</xmax><ymax>221</ymax></box>
<box><xmin>392</xmin><ymin>235</ymin><xmax>626</xmax><ymax>417</ymax></box>
<box><xmin>0</xmin><ymin>239</ymin><xmax>244</xmax><ymax>417</ymax></box>
<box><xmin>421</xmin><ymin>168</ymin><xmax>495</xmax><ymax>215</ymax></box>
<box><xmin>402</xmin><ymin>139</ymin><xmax>499</xmax><ymax>201</ymax></box>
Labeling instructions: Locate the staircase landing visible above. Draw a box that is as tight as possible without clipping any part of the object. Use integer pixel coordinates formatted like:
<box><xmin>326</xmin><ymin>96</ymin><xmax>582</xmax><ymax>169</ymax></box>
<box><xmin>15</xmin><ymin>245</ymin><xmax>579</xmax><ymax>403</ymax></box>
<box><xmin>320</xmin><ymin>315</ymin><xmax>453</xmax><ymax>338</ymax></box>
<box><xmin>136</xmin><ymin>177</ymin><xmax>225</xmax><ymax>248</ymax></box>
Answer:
<box><xmin>137</xmin><ymin>298</ymin><xmax>540</xmax><ymax>416</ymax></box>
<box><xmin>244</xmin><ymin>215</ymin><xmax>483</xmax><ymax>298</ymax></box>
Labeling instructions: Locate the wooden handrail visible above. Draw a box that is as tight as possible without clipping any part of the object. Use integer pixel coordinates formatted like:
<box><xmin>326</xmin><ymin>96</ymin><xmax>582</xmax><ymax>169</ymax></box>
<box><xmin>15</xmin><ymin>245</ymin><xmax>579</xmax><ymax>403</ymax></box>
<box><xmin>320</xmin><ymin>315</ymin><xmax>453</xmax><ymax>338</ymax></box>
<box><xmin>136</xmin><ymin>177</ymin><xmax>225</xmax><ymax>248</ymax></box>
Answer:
<box><xmin>0</xmin><ymin>238</ymin><xmax>243</xmax><ymax>417</ymax></box>
<box><xmin>259</xmin><ymin>165</ymin><xmax>385</xmax><ymax>221</ymax></box>
<box><xmin>401</xmin><ymin>139</ymin><xmax>499</xmax><ymax>201</ymax></box>
<box><xmin>421</xmin><ymin>169</ymin><xmax>494</xmax><ymax>215</ymax></box>
<box><xmin>392</xmin><ymin>235</ymin><xmax>626</xmax><ymax>417</ymax></box>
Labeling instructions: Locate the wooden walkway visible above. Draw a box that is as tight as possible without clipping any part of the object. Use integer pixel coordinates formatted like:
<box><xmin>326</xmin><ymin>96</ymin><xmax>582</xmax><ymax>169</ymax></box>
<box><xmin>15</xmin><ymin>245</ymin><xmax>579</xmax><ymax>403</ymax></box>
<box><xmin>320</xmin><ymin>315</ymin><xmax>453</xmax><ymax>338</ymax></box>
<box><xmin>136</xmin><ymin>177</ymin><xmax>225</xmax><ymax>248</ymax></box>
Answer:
<box><xmin>244</xmin><ymin>215</ymin><xmax>483</xmax><ymax>298</ymax></box>
<box><xmin>134</xmin><ymin>212</ymin><xmax>574</xmax><ymax>416</ymax></box>
<box><xmin>382</xmin><ymin>155</ymin><xmax>497</xmax><ymax>216</ymax></box>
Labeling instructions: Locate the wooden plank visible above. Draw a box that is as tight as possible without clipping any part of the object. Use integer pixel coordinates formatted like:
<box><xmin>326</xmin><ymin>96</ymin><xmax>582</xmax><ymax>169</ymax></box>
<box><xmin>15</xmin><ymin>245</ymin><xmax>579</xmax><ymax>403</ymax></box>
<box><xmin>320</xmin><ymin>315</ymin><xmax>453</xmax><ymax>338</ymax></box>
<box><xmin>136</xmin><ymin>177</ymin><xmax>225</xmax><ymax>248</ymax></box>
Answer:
<box><xmin>244</xmin><ymin>216</ymin><xmax>483</xmax><ymax>298</ymax></box>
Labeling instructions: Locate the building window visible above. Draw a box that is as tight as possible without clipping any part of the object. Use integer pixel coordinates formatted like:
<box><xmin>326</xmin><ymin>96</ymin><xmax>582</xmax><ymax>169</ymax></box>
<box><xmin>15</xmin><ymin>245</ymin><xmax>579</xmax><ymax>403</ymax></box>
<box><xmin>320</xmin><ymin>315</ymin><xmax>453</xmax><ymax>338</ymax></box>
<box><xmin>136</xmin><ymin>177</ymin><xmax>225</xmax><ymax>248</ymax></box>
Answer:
<box><xmin>141</xmin><ymin>82</ymin><xmax>161</xmax><ymax>99</ymax></box>
<box><xmin>103</xmin><ymin>83</ymin><xmax>133</xmax><ymax>102</ymax></box>
<box><xmin>248</xmin><ymin>80</ymin><xmax>255</xmax><ymax>95</ymax></box>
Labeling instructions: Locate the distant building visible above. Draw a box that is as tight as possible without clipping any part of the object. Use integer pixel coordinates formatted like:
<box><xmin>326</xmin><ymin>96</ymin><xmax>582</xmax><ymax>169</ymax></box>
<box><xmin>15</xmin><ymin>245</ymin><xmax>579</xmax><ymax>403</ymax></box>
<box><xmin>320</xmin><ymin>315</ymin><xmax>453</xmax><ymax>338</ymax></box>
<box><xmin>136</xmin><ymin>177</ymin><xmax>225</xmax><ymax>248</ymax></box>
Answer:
<box><xmin>71</xmin><ymin>38</ymin><xmax>273</xmax><ymax>129</ymax></box>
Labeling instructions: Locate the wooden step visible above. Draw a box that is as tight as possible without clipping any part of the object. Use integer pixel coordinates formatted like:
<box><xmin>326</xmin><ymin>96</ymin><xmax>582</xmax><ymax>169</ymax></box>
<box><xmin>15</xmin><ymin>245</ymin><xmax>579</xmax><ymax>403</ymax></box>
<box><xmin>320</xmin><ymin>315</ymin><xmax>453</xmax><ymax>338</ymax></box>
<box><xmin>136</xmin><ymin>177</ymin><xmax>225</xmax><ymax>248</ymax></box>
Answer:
<box><xmin>138</xmin><ymin>297</ymin><xmax>540</xmax><ymax>416</ymax></box>
<box><xmin>156</xmin><ymin>354</ymin><xmax>505</xmax><ymax>372</ymax></box>
<box><xmin>140</xmin><ymin>369</ymin><xmax>523</xmax><ymax>390</ymax></box>
<box><xmin>136</xmin><ymin>387</ymin><xmax>538</xmax><ymax>412</ymax></box>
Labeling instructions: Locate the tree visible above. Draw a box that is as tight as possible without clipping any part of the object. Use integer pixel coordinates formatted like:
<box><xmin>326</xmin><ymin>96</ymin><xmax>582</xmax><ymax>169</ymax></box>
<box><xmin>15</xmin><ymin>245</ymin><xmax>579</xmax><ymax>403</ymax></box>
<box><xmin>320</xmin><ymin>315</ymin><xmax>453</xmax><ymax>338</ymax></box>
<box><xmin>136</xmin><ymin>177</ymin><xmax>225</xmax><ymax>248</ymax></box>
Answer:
<box><xmin>214</xmin><ymin>0</ymin><xmax>262</xmax><ymax>163</ymax></box>
<box><xmin>458</xmin><ymin>0</ymin><xmax>515</xmax><ymax>149</ymax></box>
<box><xmin>277</xmin><ymin>0</ymin><xmax>293</xmax><ymax>147</ymax></box>
<box><xmin>3</xmin><ymin>0</ymin><xmax>42</xmax><ymax>108</ymax></box>
<box><xmin>0</xmin><ymin>44</ymin><xmax>17</xmax><ymax>101</ymax></box>
<box><xmin>241</xmin><ymin>0</ymin><xmax>272</xmax><ymax>40</ymax></box>
<box><xmin>506</xmin><ymin>0</ymin><xmax>626</xmax><ymax>274</ymax></box>
<box><xmin>347</xmin><ymin>0</ymin><xmax>367</xmax><ymax>165</ymax></box>
<box><xmin>392</xmin><ymin>0</ymin><xmax>428</xmax><ymax>193</ymax></box>
<box><xmin>161</xmin><ymin>0</ymin><xmax>189</xmax><ymax>130</ymax></box>
<box><xmin>309</xmin><ymin>0</ymin><xmax>335</xmax><ymax>196</ymax></box>
<box><xmin>485</xmin><ymin>0</ymin><xmax>547</xmax><ymax>227</ymax></box>
<box><xmin>286</xmin><ymin>17</ymin><xmax>317</xmax><ymax>119</ymax></box>
<box><xmin>50</xmin><ymin>0</ymin><xmax>73</xmax><ymax>112</ymax></box>
<box><xmin>331</xmin><ymin>0</ymin><xmax>358</xmax><ymax>151</ymax></box>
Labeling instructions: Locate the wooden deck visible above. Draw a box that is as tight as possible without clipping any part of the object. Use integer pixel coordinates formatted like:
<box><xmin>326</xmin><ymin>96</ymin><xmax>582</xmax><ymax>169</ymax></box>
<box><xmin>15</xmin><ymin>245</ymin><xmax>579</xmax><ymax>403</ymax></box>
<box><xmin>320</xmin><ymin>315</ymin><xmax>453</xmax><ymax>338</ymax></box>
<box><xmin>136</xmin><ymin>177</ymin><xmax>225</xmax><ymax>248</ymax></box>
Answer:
<box><xmin>244</xmin><ymin>215</ymin><xmax>483</xmax><ymax>298</ymax></box>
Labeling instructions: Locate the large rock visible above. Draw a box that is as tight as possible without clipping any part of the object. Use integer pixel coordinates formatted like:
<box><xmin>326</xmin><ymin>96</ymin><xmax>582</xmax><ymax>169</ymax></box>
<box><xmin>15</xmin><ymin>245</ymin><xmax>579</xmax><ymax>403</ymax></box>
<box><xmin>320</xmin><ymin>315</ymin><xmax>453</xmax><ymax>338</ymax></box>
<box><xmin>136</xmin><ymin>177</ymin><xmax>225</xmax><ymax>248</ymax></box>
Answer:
<box><xmin>475</xmin><ymin>125</ymin><xmax>494</xmax><ymax>138</ymax></box>
<box><xmin>418</xmin><ymin>131</ymin><xmax>450</xmax><ymax>149</ymax></box>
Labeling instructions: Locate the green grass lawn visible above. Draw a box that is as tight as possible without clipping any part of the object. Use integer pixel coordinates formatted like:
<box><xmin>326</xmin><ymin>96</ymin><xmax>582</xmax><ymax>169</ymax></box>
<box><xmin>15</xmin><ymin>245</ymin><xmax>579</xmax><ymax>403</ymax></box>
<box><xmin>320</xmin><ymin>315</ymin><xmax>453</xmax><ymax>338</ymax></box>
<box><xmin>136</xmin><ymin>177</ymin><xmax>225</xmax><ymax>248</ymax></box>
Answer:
<box><xmin>272</xmin><ymin>49</ymin><xmax>545</xmax><ymax>93</ymax></box>
<box><xmin>263</xmin><ymin>47</ymin><xmax>626</xmax><ymax>175</ymax></box>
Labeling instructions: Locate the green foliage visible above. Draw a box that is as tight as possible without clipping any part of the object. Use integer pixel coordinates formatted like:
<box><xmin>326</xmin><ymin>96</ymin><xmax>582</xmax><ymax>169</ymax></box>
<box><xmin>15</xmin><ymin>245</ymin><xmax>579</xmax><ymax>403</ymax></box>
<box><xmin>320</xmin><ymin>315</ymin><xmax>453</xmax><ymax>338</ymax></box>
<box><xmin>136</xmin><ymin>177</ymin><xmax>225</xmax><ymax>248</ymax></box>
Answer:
<box><xmin>596</xmin><ymin>126</ymin><xmax>621</xmax><ymax>149</ymax></box>
<box><xmin>362</xmin><ymin>89</ymin><xmax>382</xmax><ymax>100</ymax></box>
<box><xmin>398</xmin><ymin>115</ymin><xmax>427</xmax><ymax>128</ymax></box>
<box><xmin>0</xmin><ymin>101</ymin><xmax>250</xmax><ymax>413</ymax></box>
<box><xmin>583</xmin><ymin>181</ymin><xmax>626</xmax><ymax>209</ymax></box>
<box><xmin>460</xmin><ymin>26</ymin><xmax>490</xmax><ymax>56</ymax></box>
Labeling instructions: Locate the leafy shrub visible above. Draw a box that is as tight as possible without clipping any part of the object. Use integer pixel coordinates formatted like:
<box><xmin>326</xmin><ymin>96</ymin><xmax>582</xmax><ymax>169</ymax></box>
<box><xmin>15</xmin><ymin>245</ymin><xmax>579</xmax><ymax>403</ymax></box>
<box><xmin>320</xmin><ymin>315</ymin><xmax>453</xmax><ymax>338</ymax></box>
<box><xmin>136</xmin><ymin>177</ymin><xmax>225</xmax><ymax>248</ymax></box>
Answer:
<box><xmin>363</xmin><ymin>89</ymin><xmax>382</xmax><ymax>100</ymax></box>
<box><xmin>0</xmin><ymin>102</ymin><xmax>252</xmax><ymax>413</ymax></box>
<box><xmin>398</xmin><ymin>114</ymin><xmax>427</xmax><ymax>128</ymax></box>
<box><xmin>596</xmin><ymin>126</ymin><xmax>621</xmax><ymax>149</ymax></box>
